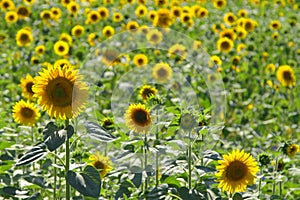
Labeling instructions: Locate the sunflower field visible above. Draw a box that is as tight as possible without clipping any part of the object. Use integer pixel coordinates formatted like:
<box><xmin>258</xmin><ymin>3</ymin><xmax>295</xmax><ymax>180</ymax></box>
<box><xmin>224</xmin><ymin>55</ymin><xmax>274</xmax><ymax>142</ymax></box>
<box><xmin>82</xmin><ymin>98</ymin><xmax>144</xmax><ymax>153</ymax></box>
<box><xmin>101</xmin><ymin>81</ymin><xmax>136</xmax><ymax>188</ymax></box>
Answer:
<box><xmin>0</xmin><ymin>0</ymin><xmax>300</xmax><ymax>199</ymax></box>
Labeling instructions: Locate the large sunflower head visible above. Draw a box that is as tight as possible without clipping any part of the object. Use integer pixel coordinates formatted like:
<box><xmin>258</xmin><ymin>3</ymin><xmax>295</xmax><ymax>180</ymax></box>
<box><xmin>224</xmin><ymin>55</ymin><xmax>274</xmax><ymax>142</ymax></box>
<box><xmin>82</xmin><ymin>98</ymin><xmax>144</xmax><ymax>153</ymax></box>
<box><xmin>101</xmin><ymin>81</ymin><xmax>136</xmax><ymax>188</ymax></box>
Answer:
<box><xmin>124</xmin><ymin>103</ymin><xmax>152</xmax><ymax>134</ymax></box>
<box><xmin>216</xmin><ymin>149</ymin><xmax>259</xmax><ymax>194</ymax></box>
<box><xmin>12</xmin><ymin>100</ymin><xmax>40</xmax><ymax>126</ymax></box>
<box><xmin>276</xmin><ymin>65</ymin><xmax>296</xmax><ymax>87</ymax></box>
<box><xmin>152</xmin><ymin>62</ymin><xmax>173</xmax><ymax>83</ymax></box>
<box><xmin>20</xmin><ymin>74</ymin><xmax>35</xmax><ymax>99</ymax></box>
<box><xmin>32</xmin><ymin>65</ymin><xmax>89</xmax><ymax>120</ymax></box>
<box><xmin>88</xmin><ymin>152</ymin><xmax>113</xmax><ymax>179</ymax></box>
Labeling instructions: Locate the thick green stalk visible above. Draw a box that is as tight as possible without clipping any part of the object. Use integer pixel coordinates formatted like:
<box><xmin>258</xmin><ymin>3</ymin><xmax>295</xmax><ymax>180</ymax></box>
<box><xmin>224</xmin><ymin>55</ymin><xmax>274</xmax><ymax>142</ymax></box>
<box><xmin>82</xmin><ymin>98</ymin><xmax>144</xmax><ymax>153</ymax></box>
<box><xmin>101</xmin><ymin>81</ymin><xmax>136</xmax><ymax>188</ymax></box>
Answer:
<box><xmin>188</xmin><ymin>131</ymin><xmax>192</xmax><ymax>190</ymax></box>
<box><xmin>144</xmin><ymin>133</ymin><xmax>148</xmax><ymax>192</ymax></box>
<box><xmin>258</xmin><ymin>167</ymin><xmax>263</xmax><ymax>199</ymax></box>
<box><xmin>65</xmin><ymin>120</ymin><xmax>70</xmax><ymax>200</ymax></box>
<box><xmin>155</xmin><ymin>108</ymin><xmax>159</xmax><ymax>187</ymax></box>
<box><xmin>54</xmin><ymin>150</ymin><xmax>57</xmax><ymax>200</ymax></box>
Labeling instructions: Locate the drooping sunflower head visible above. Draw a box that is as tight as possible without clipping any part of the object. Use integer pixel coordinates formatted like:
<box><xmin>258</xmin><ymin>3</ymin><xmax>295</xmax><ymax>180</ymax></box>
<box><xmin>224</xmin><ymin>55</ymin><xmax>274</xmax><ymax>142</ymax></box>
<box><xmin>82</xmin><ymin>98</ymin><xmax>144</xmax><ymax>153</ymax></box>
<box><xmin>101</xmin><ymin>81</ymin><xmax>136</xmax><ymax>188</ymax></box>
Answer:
<box><xmin>32</xmin><ymin>65</ymin><xmax>89</xmax><ymax>120</ymax></box>
<box><xmin>12</xmin><ymin>100</ymin><xmax>40</xmax><ymax>126</ymax></box>
<box><xmin>20</xmin><ymin>74</ymin><xmax>35</xmax><ymax>99</ymax></box>
<box><xmin>139</xmin><ymin>85</ymin><xmax>157</xmax><ymax>101</ymax></box>
<box><xmin>124</xmin><ymin>103</ymin><xmax>152</xmax><ymax>134</ymax></box>
<box><xmin>216</xmin><ymin>149</ymin><xmax>259</xmax><ymax>194</ymax></box>
<box><xmin>152</xmin><ymin>62</ymin><xmax>173</xmax><ymax>83</ymax></box>
<box><xmin>89</xmin><ymin>152</ymin><xmax>113</xmax><ymax>179</ymax></box>
<box><xmin>276</xmin><ymin>65</ymin><xmax>296</xmax><ymax>87</ymax></box>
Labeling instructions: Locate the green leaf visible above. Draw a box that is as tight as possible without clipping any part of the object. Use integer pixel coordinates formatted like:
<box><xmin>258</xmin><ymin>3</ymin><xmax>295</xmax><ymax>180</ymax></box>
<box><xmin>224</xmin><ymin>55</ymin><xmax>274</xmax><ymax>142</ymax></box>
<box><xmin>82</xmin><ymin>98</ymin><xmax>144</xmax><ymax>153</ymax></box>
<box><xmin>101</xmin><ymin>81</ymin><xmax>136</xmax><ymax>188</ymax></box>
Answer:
<box><xmin>163</xmin><ymin>176</ymin><xmax>181</xmax><ymax>188</ymax></box>
<box><xmin>85</xmin><ymin>122</ymin><xmax>117</xmax><ymax>142</ymax></box>
<box><xmin>67</xmin><ymin>166</ymin><xmax>101</xmax><ymax>198</ymax></box>
<box><xmin>0</xmin><ymin>141</ymin><xmax>14</xmax><ymax>150</ymax></box>
<box><xmin>15</xmin><ymin>143</ymin><xmax>47</xmax><ymax>167</ymax></box>
<box><xmin>233</xmin><ymin>193</ymin><xmax>243</xmax><ymax>200</ymax></box>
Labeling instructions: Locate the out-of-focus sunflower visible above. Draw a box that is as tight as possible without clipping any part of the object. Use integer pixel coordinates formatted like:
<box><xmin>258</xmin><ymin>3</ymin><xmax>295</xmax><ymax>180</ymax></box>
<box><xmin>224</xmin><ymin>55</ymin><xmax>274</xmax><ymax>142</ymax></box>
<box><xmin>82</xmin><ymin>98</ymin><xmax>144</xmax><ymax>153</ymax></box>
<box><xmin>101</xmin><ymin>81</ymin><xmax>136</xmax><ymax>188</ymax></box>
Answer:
<box><xmin>148</xmin><ymin>10</ymin><xmax>157</xmax><ymax>21</ymax></box>
<box><xmin>224</xmin><ymin>12</ymin><xmax>236</xmax><ymax>26</ymax></box>
<box><xmin>51</xmin><ymin>7</ymin><xmax>62</xmax><ymax>21</ymax></box>
<box><xmin>265</xmin><ymin>63</ymin><xmax>276</xmax><ymax>73</ymax></box>
<box><xmin>59</xmin><ymin>33</ymin><xmax>73</xmax><ymax>45</ymax></box>
<box><xmin>238</xmin><ymin>9</ymin><xmax>248</xmax><ymax>17</ymax></box>
<box><xmin>126</xmin><ymin>21</ymin><xmax>140</xmax><ymax>33</ymax></box>
<box><xmin>124</xmin><ymin>103</ymin><xmax>152</xmax><ymax>133</ymax></box>
<box><xmin>89</xmin><ymin>152</ymin><xmax>113</xmax><ymax>178</ymax></box>
<box><xmin>135</xmin><ymin>5</ymin><xmax>148</xmax><ymax>17</ymax></box>
<box><xmin>146</xmin><ymin>29</ymin><xmax>163</xmax><ymax>44</ymax></box>
<box><xmin>154</xmin><ymin>0</ymin><xmax>168</xmax><ymax>6</ymax></box>
<box><xmin>210</xmin><ymin>55</ymin><xmax>222</xmax><ymax>67</ymax></box>
<box><xmin>31</xmin><ymin>56</ymin><xmax>39</xmax><ymax>65</ymax></box>
<box><xmin>16</xmin><ymin>28</ymin><xmax>33</xmax><ymax>47</ymax></box>
<box><xmin>153</xmin><ymin>8</ymin><xmax>173</xmax><ymax>28</ymax></box>
<box><xmin>270</xmin><ymin>20</ymin><xmax>281</xmax><ymax>30</ymax></box>
<box><xmin>67</xmin><ymin>1</ymin><xmax>79</xmax><ymax>15</ymax></box>
<box><xmin>102</xmin><ymin>26</ymin><xmax>115</xmax><ymax>38</ymax></box>
<box><xmin>17</xmin><ymin>6</ymin><xmax>30</xmax><ymax>19</ymax></box>
<box><xmin>140</xmin><ymin>25</ymin><xmax>150</xmax><ymax>34</ymax></box>
<box><xmin>276</xmin><ymin>65</ymin><xmax>296</xmax><ymax>87</ymax></box>
<box><xmin>32</xmin><ymin>65</ymin><xmax>89</xmax><ymax>120</ymax></box>
<box><xmin>53</xmin><ymin>41</ymin><xmax>69</xmax><ymax>56</ymax></box>
<box><xmin>0</xmin><ymin>0</ymin><xmax>15</xmax><ymax>11</ymax></box>
<box><xmin>101</xmin><ymin>50</ymin><xmax>119</xmax><ymax>66</ymax></box>
<box><xmin>86</xmin><ymin>10</ymin><xmax>100</xmax><ymax>24</ymax></box>
<box><xmin>152</xmin><ymin>62</ymin><xmax>172</xmax><ymax>83</ymax></box>
<box><xmin>216</xmin><ymin>149</ymin><xmax>259</xmax><ymax>194</ymax></box>
<box><xmin>180</xmin><ymin>13</ymin><xmax>194</xmax><ymax>27</ymax></box>
<box><xmin>235</xmin><ymin>26</ymin><xmax>247</xmax><ymax>39</ymax></box>
<box><xmin>40</xmin><ymin>10</ymin><xmax>53</xmax><ymax>21</ymax></box>
<box><xmin>219</xmin><ymin>29</ymin><xmax>236</xmax><ymax>41</ymax></box>
<box><xmin>112</xmin><ymin>12</ymin><xmax>123</xmax><ymax>22</ymax></box>
<box><xmin>5</xmin><ymin>11</ymin><xmax>18</xmax><ymax>23</ymax></box>
<box><xmin>20</xmin><ymin>74</ymin><xmax>35</xmax><ymax>99</ymax></box>
<box><xmin>98</xmin><ymin>7</ymin><xmax>109</xmax><ymax>20</ymax></box>
<box><xmin>213</xmin><ymin>0</ymin><xmax>226</xmax><ymax>9</ymax></box>
<box><xmin>286</xmin><ymin>144</ymin><xmax>299</xmax><ymax>157</ymax></box>
<box><xmin>61</xmin><ymin>0</ymin><xmax>72</xmax><ymax>7</ymax></box>
<box><xmin>24</xmin><ymin>0</ymin><xmax>35</xmax><ymax>5</ymax></box>
<box><xmin>139</xmin><ymin>85</ymin><xmax>157</xmax><ymax>101</ymax></box>
<box><xmin>133</xmin><ymin>54</ymin><xmax>148</xmax><ymax>67</ymax></box>
<box><xmin>241</xmin><ymin>18</ymin><xmax>257</xmax><ymax>32</ymax></box>
<box><xmin>35</xmin><ymin>45</ymin><xmax>46</xmax><ymax>56</ymax></box>
<box><xmin>168</xmin><ymin>44</ymin><xmax>187</xmax><ymax>59</ymax></box>
<box><xmin>88</xmin><ymin>33</ymin><xmax>96</xmax><ymax>46</ymax></box>
<box><xmin>54</xmin><ymin>59</ymin><xmax>73</xmax><ymax>69</ymax></box>
<box><xmin>217</xmin><ymin>37</ymin><xmax>234</xmax><ymax>53</ymax></box>
<box><xmin>12</xmin><ymin>100</ymin><xmax>40</xmax><ymax>126</ymax></box>
<box><xmin>71</xmin><ymin>25</ymin><xmax>84</xmax><ymax>37</ymax></box>
<box><xmin>171</xmin><ymin>6</ymin><xmax>181</xmax><ymax>18</ymax></box>
<box><xmin>195</xmin><ymin>7</ymin><xmax>208</xmax><ymax>18</ymax></box>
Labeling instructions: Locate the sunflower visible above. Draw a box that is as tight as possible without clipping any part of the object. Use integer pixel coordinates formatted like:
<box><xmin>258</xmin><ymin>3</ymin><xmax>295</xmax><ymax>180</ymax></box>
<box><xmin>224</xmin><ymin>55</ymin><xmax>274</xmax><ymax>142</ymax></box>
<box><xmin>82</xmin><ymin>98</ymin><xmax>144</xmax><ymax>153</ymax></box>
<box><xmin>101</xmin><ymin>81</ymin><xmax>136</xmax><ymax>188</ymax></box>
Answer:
<box><xmin>154</xmin><ymin>0</ymin><xmax>168</xmax><ymax>6</ymax></box>
<box><xmin>71</xmin><ymin>25</ymin><xmax>84</xmax><ymax>37</ymax></box>
<box><xmin>286</xmin><ymin>144</ymin><xmax>299</xmax><ymax>158</ymax></box>
<box><xmin>217</xmin><ymin>37</ymin><xmax>234</xmax><ymax>53</ymax></box>
<box><xmin>16</xmin><ymin>28</ymin><xmax>33</xmax><ymax>47</ymax></box>
<box><xmin>133</xmin><ymin>54</ymin><xmax>148</xmax><ymax>67</ymax></box>
<box><xmin>242</xmin><ymin>18</ymin><xmax>257</xmax><ymax>32</ymax></box>
<box><xmin>270</xmin><ymin>20</ymin><xmax>281</xmax><ymax>30</ymax></box>
<box><xmin>135</xmin><ymin>5</ymin><xmax>147</xmax><ymax>17</ymax></box>
<box><xmin>59</xmin><ymin>33</ymin><xmax>73</xmax><ymax>45</ymax></box>
<box><xmin>235</xmin><ymin>26</ymin><xmax>247</xmax><ymax>39</ymax></box>
<box><xmin>224</xmin><ymin>12</ymin><xmax>236</xmax><ymax>26</ymax></box>
<box><xmin>31</xmin><ymin>56</ymin><xmax>39</xmax><ymax>65</ymax></box>
<box><xmin>153</xmin><ymin>8</ymin><xmax>173</xmax><ymax>28</ymax></box>
<box><xmin>210</xmin><ymin>55</ymin><xmax>222</xmax><ymax>66</ymax></box>
<box><xmin>51</xmin><ymin>7</ymin><xmax>62</xmax><ymax>21</ymax></box>
<box><xmin>88</xmin><ymin>33</ymin><xmax>96</xmax><ymax>46</ymax></box>
<box><xmin>232</xmin><ymin>56</ymin><xmax>240</xmax><ymax>65</ymax></box>
<box><xmin>53</xmin><ymin>41</ymin><xmax>69</xmax><ymax>56</ymax></box>
<box><xmin>5</xmin><ymin>11</ymin><xmax>18</xmax><ymax>23</ymax></box>
<box><xmin>219</xmin><ymin>29</ymin><xmax>236</xmax><ymax>41</ymax></box>
<box><xmin>0</xmin><ymin>0</ymin><xmax>15</xmax><ymax>11</ymax></box>
<box><xmin>124</xmin><ymin>103</ymin><xmax>152</xmax><ymax>133</ymax></box>
<box><xmin>61</xmin><ymin>0</ymin><xmax>72</xmax><ymax>7</ymax></box>
<box><xmin>265</xmin><ymin>63</ymin><xmax>276</xmax><ymax>73</ymax></box>
<box><xmin>276</xmin><ymin>65</ymin><xmax>296</xmax><ymax>87</ymax></box>
<box><xmin>54</xmin><ymin>59</ymin><xmax>73</xmax><ymax>69</ymax></box>
<box><xmin>216</xmin><ymin>149</ymin><xmax>259</xmax><ymax>194</ymax></box>
<box><xmin>146</xmin><ymin>29</ymin><xmax>163</xmax><ymax>44</ymax></box>
<box><xmin>88</xmin><ymin>152</ymin><xmax>113</xmax><ymax>179</ymax></box>
<box><xmin>171</xmin><ymin>6</ymin><xmax>182</xmax><ymax>18</ymax></box>
<box><xmin>180</xmin><ymin>13</ymin><xmax>194</xmax><ymax>27</ymax></box>
<box><xmin>86</xmin><ymin>10</ymin><xmax>100</xmax><ymax>24</ymax></box>
<box><xmin>148</xmin><ymin>10</ymin><xmax>157</xmax><ymax>21</ymax></box>
<box><xmin>195</xmin><ymin>7</ymin><xmax>208</xmax><ymax>18</ymax></box>
<box><xmin>213</xmin><ymin>0</ymin><xmax>226</xmax><ymax>9</ymax></box>
<box><xmin>98</xmin><ymin>7</ymin><xmax>109</xmax><ymax>20</ymax></box>
<box><xmin>17</xmin><ymin>6</ymin><xmax>30</xmax><ymax>19</ymax></box>
<box><xmin>139</xmin><ymin>85</ymin><xmax>157</xmax><ymax>101</ymax></box>
<box><xmin>238</xmin><ymin>9</ymin><xmax>248</xmax><ymax>17</ymax></box>
<box><xmin>20</xmin><ymin>74</ymin><xmax>35</xmax><ymax>99</ymax></box>
<box><xmin>101</xmin><ymin>50</ymin><xmax>119</xmax><ymax>66</ymax></box>
<box><xmin>168</xmin><ymin>44</ymin><xmax>187</xmax><ymax>59</ymax></box>
<box><xmin>152</xmin><ymin>62</ymin><xmax>172</xmax><ymax>83</ymax></box>
<box><xmin>35</xmin><ymin>45</ymin><xmax>46</xmax><ymax>56</ymax></box>
<box><xmin>12</xmin><ymin>100</ymin><xmax>40</xmax><ymax>126</ymax></box>
<box><xmin>102</xmin><ymin>26</ymin><xmax>115</xmax><ymax>38</ymax></box>
<box><xmin>40</xmin><ymin>10</ymin><xmax>53</xmax><ymax>21</ymax></box>
<box><xmin>101</xmin><ymin>117</ymin><xmax>114</xmax><ymax>130</ymax></box>
<box><xmin>140</xmin><ymin>25</ymin><xmax>150</xmax><ymax>34</ymax></box>
<box><xmin>126</xmin><ymin>21</ymin><xmax>139</xmax><ymax>33</ymax></box>
<box><xmin>24</xmin><ymin>0</ymin><xmax>35</xmax><ymax>5</ymax></box>
<box><xmin>32</xmin><ymin>65</ymin><xmax>89</xmax><ymax>120</ymax></box>
<box><xmin>112</xmin><ymin>12</ymin><xmax>123</xmax><ymax>22</ymax></box>
<box><xmin>67</xmin><ymin>1</ymin><xmax>79</xmax><ymax>15</ymax></box>
<box><xmin>193</xmin><ymin>40</ymin><xmax>202</xmax><ymax>50</ymax></box>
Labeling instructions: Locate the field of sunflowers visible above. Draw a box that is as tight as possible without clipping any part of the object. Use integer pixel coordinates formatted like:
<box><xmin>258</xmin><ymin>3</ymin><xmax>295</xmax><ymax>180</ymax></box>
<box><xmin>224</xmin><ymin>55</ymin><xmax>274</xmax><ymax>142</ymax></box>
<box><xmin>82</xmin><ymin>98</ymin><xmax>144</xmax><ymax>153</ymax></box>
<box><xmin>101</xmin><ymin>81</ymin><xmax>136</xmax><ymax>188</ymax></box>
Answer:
<box><xmin>0</xmin><ymin>0</ymin><xmax>299</xmax><ymax>199</ymax></box>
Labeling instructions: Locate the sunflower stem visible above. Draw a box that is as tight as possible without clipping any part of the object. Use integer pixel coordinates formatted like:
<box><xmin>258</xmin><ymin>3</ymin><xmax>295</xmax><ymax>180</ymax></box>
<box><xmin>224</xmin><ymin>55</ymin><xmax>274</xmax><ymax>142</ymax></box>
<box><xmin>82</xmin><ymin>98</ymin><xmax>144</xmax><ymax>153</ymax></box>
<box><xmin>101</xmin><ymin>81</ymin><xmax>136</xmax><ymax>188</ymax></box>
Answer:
<box><xmin>144</xmin><ymin>132</ymin><xmax>148</xmax><ymax>193</ymax></box>
<box><xmin>54</xmin><ymin>150</ymin><xmax>57</xmax><ymax>200</ymax></box>
<box><xmin>188</xmin><ymin>131</ymin><xmax>192</xmax><ymax>190</ymax></box>
<box><xmin>155</xmin><ymin>108</ymin><xmax>159</xmax><ymax>188</ymax></box>
<box><xmin>258</xmin><ymin>167</ymin><xmax>263</xmax><ymax>199</ymax></box>
<box><xmin>272</xmin><ymin>157</ymin><xmax>278</xmax><ymax>195</ymax></box>
<box><xmin>65</xmin><ymin>119</ymin><xmax>70</xmax><ymax>200</ymax></box>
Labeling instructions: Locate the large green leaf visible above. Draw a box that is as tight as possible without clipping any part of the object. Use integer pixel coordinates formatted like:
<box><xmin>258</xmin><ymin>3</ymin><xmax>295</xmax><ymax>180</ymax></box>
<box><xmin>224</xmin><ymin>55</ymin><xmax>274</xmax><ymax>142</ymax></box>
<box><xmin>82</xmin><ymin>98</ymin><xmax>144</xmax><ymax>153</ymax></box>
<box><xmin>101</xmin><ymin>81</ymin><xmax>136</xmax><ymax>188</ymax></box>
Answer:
<box><xmin>15</xmin><ymin>143</ymin><xmax>47</xmax><ymax>167</ymax></box>
<box><xmin>85</xmin><ymin>122</ymin><xmax>117</xmax><ymax>142</ymax></box>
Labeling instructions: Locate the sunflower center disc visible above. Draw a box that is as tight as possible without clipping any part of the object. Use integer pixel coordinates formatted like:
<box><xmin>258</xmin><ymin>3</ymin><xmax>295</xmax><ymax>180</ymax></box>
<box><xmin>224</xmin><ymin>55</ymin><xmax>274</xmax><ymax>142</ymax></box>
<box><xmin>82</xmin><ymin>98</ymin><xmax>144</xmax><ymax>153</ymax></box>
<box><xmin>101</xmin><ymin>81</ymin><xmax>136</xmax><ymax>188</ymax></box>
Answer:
<box><xmin>134</xmin><ymin>110</ymin><xmax>148</xmax><ymax>126</ymax></box>
<box><xmin>21</xmin><ymin>107</ymin><xmax>34</xmax><ymax>118</ymax></box>
<box><xmin>20</xmin><ymin>34</ymin><xmax>29</xmax><ymax>42</ymax></box>
<box><xmin>26</xmin><ymin>82</ymin><xmax>34</xmax><ymax>94</ymax></box>
<box><xmin>226</xmin><ymin>161</ymin><xmax>247</xmax><ymax>181</ymax></box>
<box><xmin>221</xmin><ymin>41</ymin><xmax>230</xmax><ymax>50</ymax></box>
<box><xmin>47</xmin><ymin>77</ymin><xmax>73</xmax><ymax>107</ymax></box>
<box><xmin>94</xmin><ymin>160</ymin><xmax>105</xmax><ymax>170</ymax></box>
<box><xmin>157</xmin><ymin>68</ymin><xmax>167</xmax><ymax>78</ymax></box>
<box><xmin>283</xmin><ymin>71</ymin><xmax>292</xmax><ymax>81</ymax></box>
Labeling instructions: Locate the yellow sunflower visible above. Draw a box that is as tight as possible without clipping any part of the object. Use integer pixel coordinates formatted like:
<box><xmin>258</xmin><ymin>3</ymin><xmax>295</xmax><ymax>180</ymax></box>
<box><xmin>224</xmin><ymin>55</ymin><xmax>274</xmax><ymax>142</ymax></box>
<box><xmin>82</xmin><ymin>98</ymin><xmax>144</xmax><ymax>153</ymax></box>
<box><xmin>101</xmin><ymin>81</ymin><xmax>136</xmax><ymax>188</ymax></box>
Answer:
<box><xmin>146</xmin><ymin>29</ymin><xmax>163</xmax><ymax>44</ymax></box>
<box><xmin>210</xmin><ymin>55</ymin><xmax>222</xmax><ymax>67</ymax></box>
<box><xmin>24</xmin><ymin>0</ymin><xmax>35</xmax><ymax>5</ymax></box>
<box><xmin>153</xmin><ymin>8</ymin><xmax>173</xmax><ymax>28</ymax></box>
<box><xmin>168</xmin><ymin>44</ymin><xmax>187</xmax><ymax>59</ymax></box>
<box><xmin>112</xmin><ymin>12</ymin><xmax>123</xmax><ymax>22</ymax></box>
<box><xmin>20</xmin><ymin>74</ymin><xmax>35</xmax><ymax>99</ymax></box>
<box><xmin>171</xmin><ymin>6</ymin><xmax>182</xmax><ymax>18</ymax></box>
<box><xmin>53</xmin><ymin>41</ymin><xmax>69</xmax><ymax>56</ymax></box>
<box><xmin>216</xmin><ymin>149</ymin><xmax>259</xmax><ymax>194</ymax></box>
<box><xmin>102</xmin><ymin>26</ymin><xmax>115</xmax><ymax>38</ymax></box>
<box><xmin>148</xmin><ymin>10</ymin><xmax>157</xmax><ymax>21</ymax></box>
<box><xmin>135</xmin><ymin>5</ymin><xmax>147</xmax><ymax>17</ymax></box>
<box><xmin>17</xmin><ymin>6</ymin><xmax>30</xmax><ymax>19</ymax></box>
<box><xmin>51</xmin><ymin>7</ymin><xmax>62</xmax><ymax>21</ymax></box>
<box><xmin>286</xmin><ymin>144</ymin><xmax>299</xmax><ymax>158</ymax></box>
<box><xmin>238</xmin><ymin>9</ymin><xmax>248</xmax><ymax>17</ymax></box>
<box><xmin>139</xmin><ymin>85</ymin><xmax>157</xmax><ymax>101</ymax></box>
<box><xmin>195</xmin><ymin>7</ymin><xmax>208</xmax><ymax>18</ymax></box>
<box><xmin>124</xmin><ymin>103</ymin><xmax>152</xmax><ymax>133</ymax></box>
<box><xmin>35</xmin><ymin>45</ymin><xmax>46</xmax><ymax>56</ymax></box>
<box><xmin>5</xmin><ymin>11</ymin><xmax>18</xmax><ymax>23</ymax></box>
<box><xmin>59</xmin><ymin>33</ymin><xmax>73</xmax><ymax>46</ymax></box>
<box><xmin>270</xmin><ymin>20</ymin><xmax>281</xmax><ymax>30</ymax></box>
<box><xmin>54</xmin><ymin>59</ymin><xmax>73</xmax><ymax>69</ymax></box>
<box><xmin>152</xmin><ymin>62</ymin><xmax>173</xmax><ymax>83</ymax></box>
<box><xmin>40</xmin><ymin>10</ymin><xmax>53</xmax><ymax>21</ymax></box>
<box><xmin>86</xmin><ymin>10</ymin><xmax>100</xmax><ymax>24</ymax></box>
<box><xmin>71</xmin><ymin>25</ymin><xmax>84</xmax><ymax>37</ymax></box>
<box><xmin>88</xmin><ymin>33</ymin><xmax>96</xmax><ymax>46</ymax></box>
<box><xmin>67</xmin><ymin>2</ymin><xmax>79</xmax><ymax>15</ymax></box>
<box><xmin>213</xmin><ymin>0</ymin><xmax>226</xmax><ymax>9</ymax></box>
<box><xmin>98</xmin><ymin>7</ymin><xmax>109</xmax><ymax>20</ymax></box>
<box><xmin>12</xmin><ymin>100</ymin><xmax>40</xmax><ymax>126</ymax></box>
<box><xmin>219</xmin><ymin>29</ymin><xmax>236</xmax><ymax>41</ymax></box>
<box><xmin>126</xmin><ymin>21</ymin><xmax>139</xmax><ymax>33</ymax></box>
<box><xmin>133</xmin><ymin>54</ymin><xmax>148</xmax><ymax>67</ymax></box>
<box><xmin>276</xmin><ymin>65</ymin><xmax>296</xmax><ymax>87</ymax></box>
<box><xmin>0</xmin><ymin>0</ymin><xmax>15</xmax><ymax>11</ymax></box>
<box><xmin>16</xmin><ymin>28</ymin><xmax>33</xmax><ymax>47</ymax></box>
<box><xmin>32</xmin><ymin>65</ymin><xmax>89</xmax><ymax>120</ymax></box>
<box><xmin>217</xmin><ymin>37</ymin><xmax>234</xmax><ymax>53</ymax></box>
<box><xmin>88</xmin><ymin>152</ymin><xmax>113</xmax><ymax>179</ymax></box>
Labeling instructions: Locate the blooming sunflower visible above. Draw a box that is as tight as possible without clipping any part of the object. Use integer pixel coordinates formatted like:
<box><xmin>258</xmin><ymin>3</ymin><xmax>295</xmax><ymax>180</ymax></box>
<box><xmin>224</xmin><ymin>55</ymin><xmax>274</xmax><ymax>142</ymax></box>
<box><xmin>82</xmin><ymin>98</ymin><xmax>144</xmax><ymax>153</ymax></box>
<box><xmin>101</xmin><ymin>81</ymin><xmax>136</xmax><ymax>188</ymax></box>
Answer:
<box><xmin>152</xmin><ymin>62</ymin><xmax>173</xmax><ymax>83</ymax></box>
<box><xmin>87</xmin><ymin>10</ymin><xmax>100</xmax><ymax>24</ymax></box>
<box><xmin>16</xmin><ymin>28</ymin><xmax>33</xmax><ymax>47</ymax></box>
<box><xmin>0</xmin><ymin>0</ymin><xmax>15</xmax><ymax>11</ymax></box>
<box><xmin>153</xmin><ymin>8</ymin><xmax>173</xmax><ymax>28</ymax></box>
<box><xmin>213</xmin><ymin>0</ymin><xmax>226</xmax><ymax>9</ymax></box>
<box><xmin>195</xmin><ymin>7</ymin><xmax>208</xmax><ymax>18</ymax></box>
<box><xmin>51</xmin><ymin>7</ymin><xmax>62</xmax><ymax>21</ymax></box>
<box><xmin>40</xmin><ymin>10</ymin><xmax>53</xmax><ymax>21</ymax></box>
<box><xmin>124</xmin><ymin>103</ymin><xmax>151</xmax><ymax>133</ymax></box>
<box><xmin>126</xmin><ymin>21</ymin><xmax>139</xmax><ymax>33</ymax></box>
<box><xmin>146</xmin><ymin>29</ymin><xmax>163</xmax><ymax>44</ymax></box>
<box><xmin>32</xmin><ymin>65</ymin><xmax>89</xmax><ymax>120</ymax></box>
<box><xmin>270</xmin><ymin>20</ymin><xmax>281</xmax><ymax>30</ymax></box>
<box><xmin>148</xmin><ymin>10</ymin><xmax>157</xmax><ymax>21</ymax></box>
<box><xmin>219</xmin><ymin>29</ymin><xmax>236</xmax><ymax>41</ymax></box>
<box><xmin>171</xmin><ymin>6</ymin><xmax>182</xmax><ymax>18</ymax></box>
<box><xmin>98</xmin><ymin>7</ymin><xmax>109</xmax><ymax>20</ymax></box>
<box><xmin>12</xmin><ymin>100</ymin><xmax>40</xmax><ymax>126</ymax></box>
<box><xmin>112</xmin><ymin>12</ymin><xmax>123</xmax><ymax>22</ymax></box>
<box><xmin>59</xmin><ymin>33</ymin><xmax>73</xmax><ymax>46</ymax></box>
<box><xmin>286</xmin><ymin>144</ymin><xmax>299</xmax><ymax>157</ymax></box>
<box><xmin>210</xmin><ymin>55</ymin><xmax>222</xmax><ymax>67</ymax></box>
<box><xmin>88</xmin><ymin>153</ymin><xmax>113</xmax><ymax>179</ymax></box>
<box><xmin>17</xmin><ymin>6</ymin><xmax>30</xmax><ymax>19</ymax></box>
<box><xmin>168</xmin><ymin>44</ymin><xmax>187</xmax><ymax>59</ymax></box>
<box><xmin>71</xmin><ymin>25</ymin><xmax>84</xmax><ymax>37</ymax></box>
<box><xmin>133</xmin><ymin>54</ymin><xmax>148</xmax><ymax>67</ymax></box>
<box><xmin>102</xmin><ymin>26</ymin><xmax>115</xmax><ymax>38</ymax></box>
<box><xmin>5</xmin><ymin>11</ymin><xmax>18</xmax><ymax>23</ymax></box>
<box><xmin>53</xmin><ymin>41</ymin><xmax>69</xmax><ymax>56</ymax></box>
<box><xmin>67</xmin><ymin>2</ymin><xmax>79</xmax><ymax>15</ymax></box>
<box><xmin>224</xmin><ymin>12</ymin><xmax>236</xmax><ymax>26</ymax></box>
<box><xmin>135</xmin><ymin>5</ymin><xmax>147</xmax><ymax>17</ymax></box>
<box><xmin>276</xmin><ymin>65</ymin><xmax>296</xmax><ymax>87</ymax></box>
<box><xmin>217</xmin><ymin>37</ymin><xmax>234</xmax><ymax>53</ymax></box>
<box><xmin>139</xmin><ymin>85</ymin><xmax>157</xmax><ymax>101</ymax></box>
<box><xmin>35</xmin><ymin>45</ymin><xmax>46</xmax><ymax>56</ymax></box>
<box><xmin>216</xmin><ymin>149</ymin><xmax>259</xmax><ymax>194</ymax></box>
